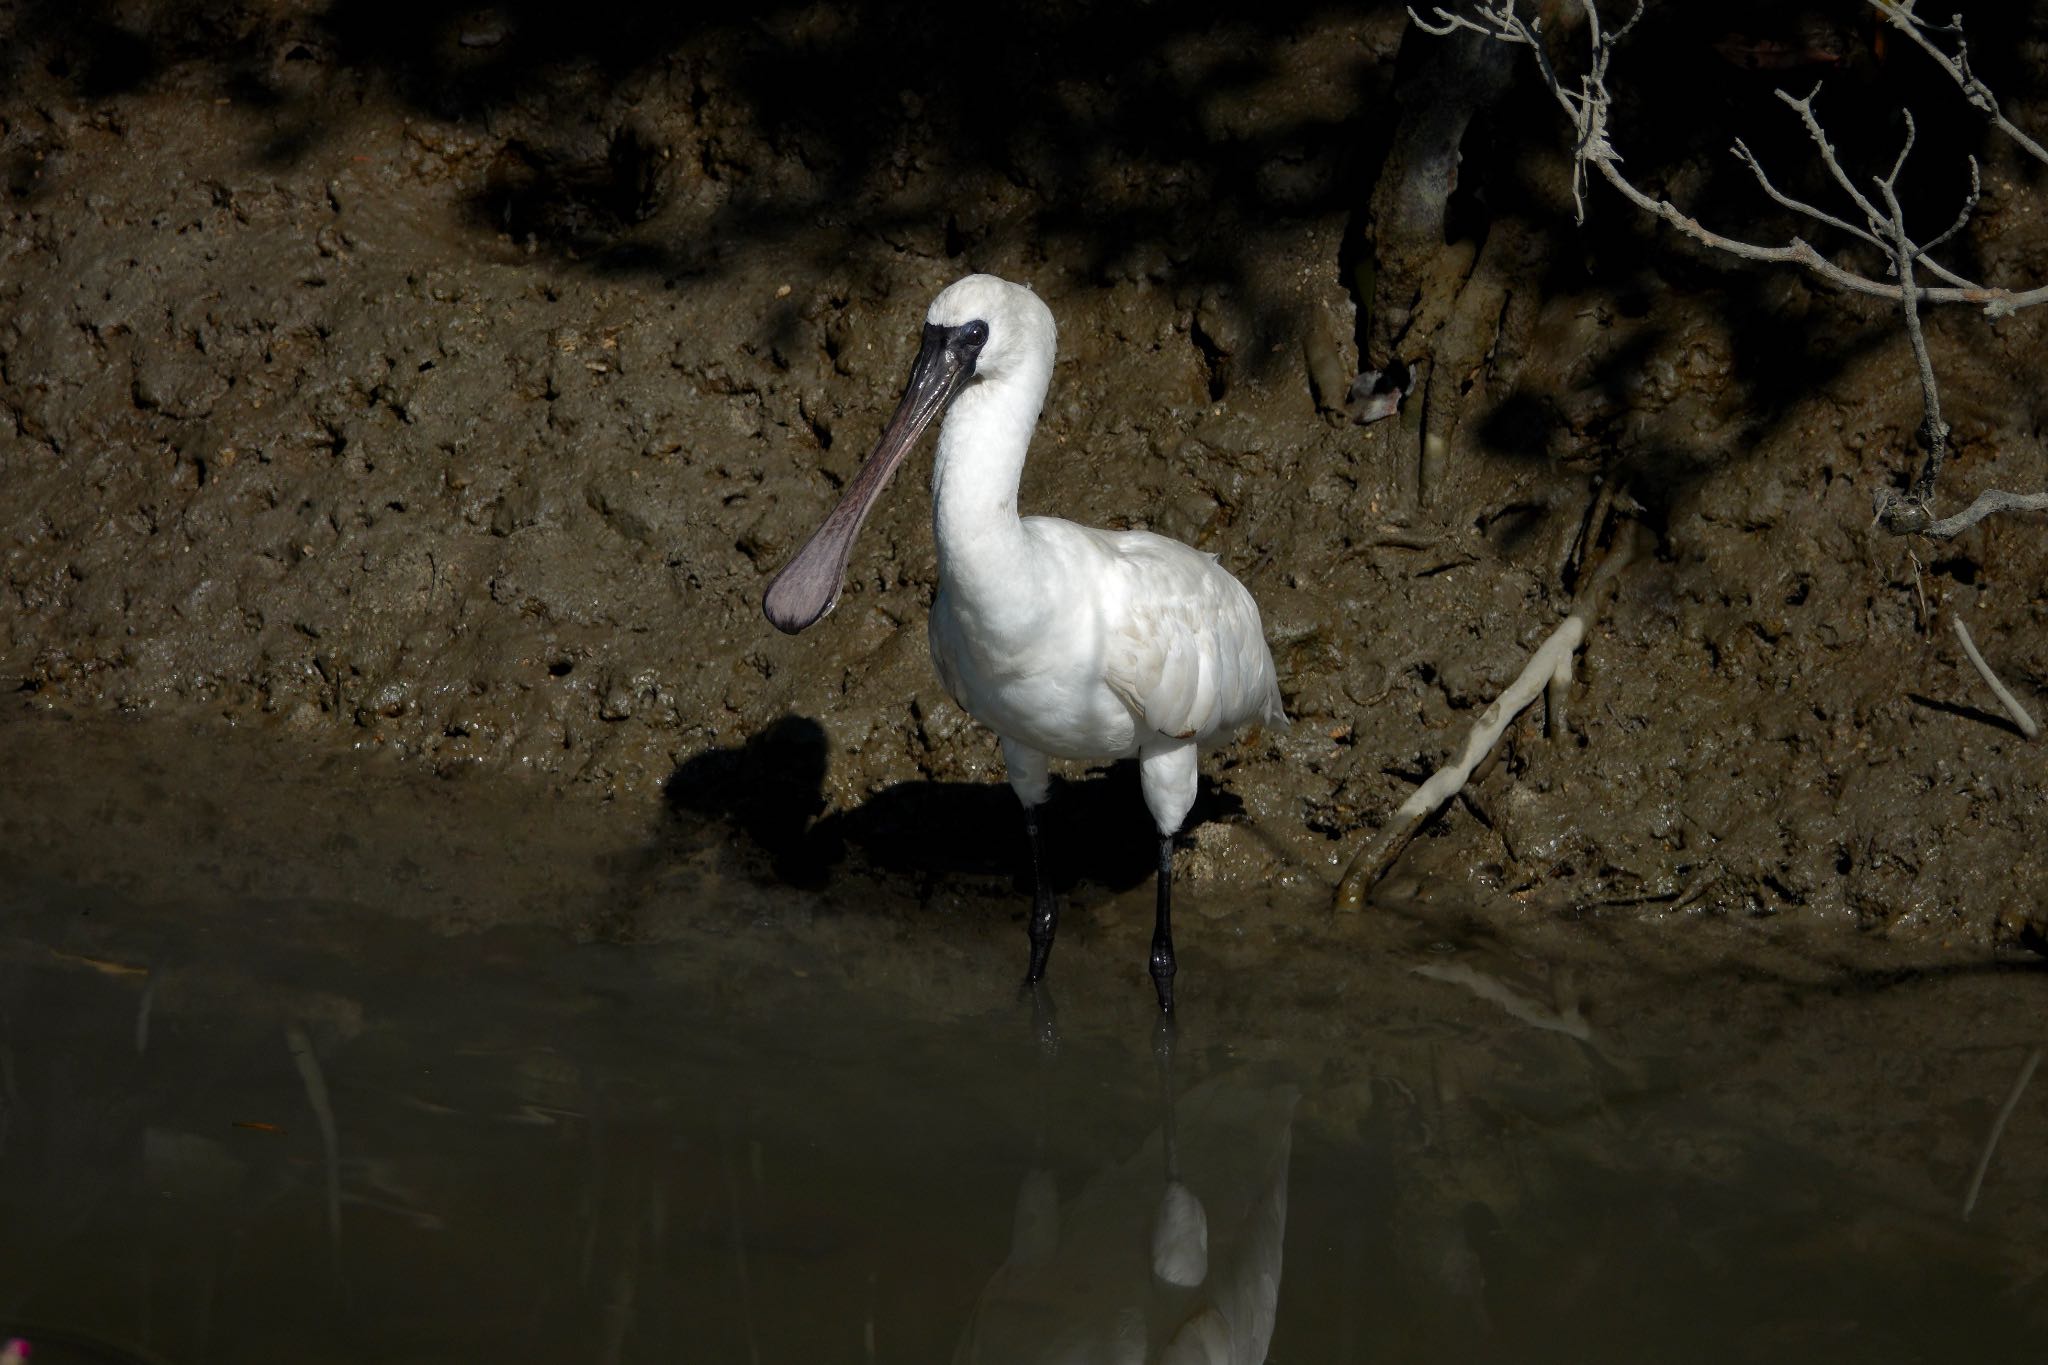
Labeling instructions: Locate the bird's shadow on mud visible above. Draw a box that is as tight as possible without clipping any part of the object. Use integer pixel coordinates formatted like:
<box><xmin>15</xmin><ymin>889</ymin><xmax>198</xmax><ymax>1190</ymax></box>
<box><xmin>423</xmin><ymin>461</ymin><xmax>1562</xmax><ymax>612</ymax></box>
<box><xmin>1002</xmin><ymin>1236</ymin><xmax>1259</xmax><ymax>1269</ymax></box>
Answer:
<box><xmin>661</xmin><ymin>715</ymin><xmax>1244</xmax><ymax>901</ymax></box>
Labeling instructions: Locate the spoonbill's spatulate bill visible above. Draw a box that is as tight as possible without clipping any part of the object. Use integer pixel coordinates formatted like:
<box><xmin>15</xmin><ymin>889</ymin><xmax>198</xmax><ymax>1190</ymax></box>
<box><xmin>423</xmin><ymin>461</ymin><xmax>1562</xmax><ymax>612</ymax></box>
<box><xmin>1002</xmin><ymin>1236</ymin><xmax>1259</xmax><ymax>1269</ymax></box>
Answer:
<box><xmin>764</xmin><ymin>274</ymin><xmax>1284</xmax><ymax>1012</ymax></box>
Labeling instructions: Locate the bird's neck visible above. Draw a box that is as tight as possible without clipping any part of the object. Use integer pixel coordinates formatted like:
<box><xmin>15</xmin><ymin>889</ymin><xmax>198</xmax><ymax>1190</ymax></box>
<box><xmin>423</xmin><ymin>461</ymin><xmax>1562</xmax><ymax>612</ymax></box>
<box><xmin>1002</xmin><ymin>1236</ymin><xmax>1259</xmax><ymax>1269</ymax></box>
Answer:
<box><xmin>930</xmin><ymin>363</ymin><xmax>1050</xmax><ymax>601</ymax></box>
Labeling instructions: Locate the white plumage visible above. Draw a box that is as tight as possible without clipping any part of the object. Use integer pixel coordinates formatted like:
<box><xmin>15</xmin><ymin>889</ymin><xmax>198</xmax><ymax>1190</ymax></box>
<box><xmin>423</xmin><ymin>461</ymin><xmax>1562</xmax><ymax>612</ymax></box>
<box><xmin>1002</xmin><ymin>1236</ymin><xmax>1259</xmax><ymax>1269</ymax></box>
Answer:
<box><xmin>764</xmin><ymin>273</ymin><xmax>1284</xmax><ymax>1011</ymax></box>
<box><xmin>931</xmin><ymin>525</ymin><xmax>1284</xmax><ymax>780</ymax></box>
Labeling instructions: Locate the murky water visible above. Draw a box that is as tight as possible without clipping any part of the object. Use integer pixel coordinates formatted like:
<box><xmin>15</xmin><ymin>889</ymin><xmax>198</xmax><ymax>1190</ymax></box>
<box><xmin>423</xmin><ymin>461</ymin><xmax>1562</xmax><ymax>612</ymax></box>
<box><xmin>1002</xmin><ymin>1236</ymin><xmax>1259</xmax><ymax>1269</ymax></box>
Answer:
<box><xmin>2</xmin><ymin>721</ymin><xmax>2045</xmax><ymax>1363</ymax></box>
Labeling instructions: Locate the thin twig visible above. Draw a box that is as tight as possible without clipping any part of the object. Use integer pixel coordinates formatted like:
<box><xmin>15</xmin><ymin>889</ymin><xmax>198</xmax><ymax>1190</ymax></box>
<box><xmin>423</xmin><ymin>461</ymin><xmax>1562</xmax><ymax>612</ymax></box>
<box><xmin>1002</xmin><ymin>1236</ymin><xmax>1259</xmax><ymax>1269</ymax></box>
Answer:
<box><xmin>1870</xmin><ymin>112</ymin><xmax>1954</xmax><ymax>505</ymax></box>
<box><xmin>1785</xmin><ymin>83</ymin><xmax>1895</xmax><ymax>243</ymax></box>
<box><xmin>1950</xmin><ymin>614</ymin><xmax>2040</xmax><ymax>739</ymax></box>
<box><xmin>1866</xmin><ymin>0</ymin><xmax>2048</xmax><ymax>167</ymax></box>
<box><xmin>1962</xmin><ymin>1046</ymin><xmax>2042</xmax><ymax>1219</ymax></box>
<box><xmin>1410</xmin><ymin>2</ymin><xmax>2047</xmax><ymax>316</ymax></box>
<box><xmin>1415</xmin><ymin>1</ymin><xmax>2048</xmax><ymax>537</ymax></box>
<box><xmin>1732</xmin><ymin>135</ymin><xmax>1906</xmax><ymax>268</ymax></box>
<box><xmin>1920</xmin><ymin>156</ymin><xmax>1983</xmax><ymax>259</ymax></box>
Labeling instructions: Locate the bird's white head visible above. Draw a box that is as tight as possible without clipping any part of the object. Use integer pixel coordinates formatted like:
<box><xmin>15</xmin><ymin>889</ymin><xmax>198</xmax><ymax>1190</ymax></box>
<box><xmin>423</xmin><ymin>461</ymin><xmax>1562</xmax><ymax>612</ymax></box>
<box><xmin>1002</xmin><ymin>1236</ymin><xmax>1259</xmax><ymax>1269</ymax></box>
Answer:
<box><xmin>924</xmin><ymin>274</ymin><xmax>1056</xmax><ymax>386</ymax></box>
<box><xmin>763</xmin><ymin>273</ymin><xmax>1056</xmax><ymax>634</ymax></box>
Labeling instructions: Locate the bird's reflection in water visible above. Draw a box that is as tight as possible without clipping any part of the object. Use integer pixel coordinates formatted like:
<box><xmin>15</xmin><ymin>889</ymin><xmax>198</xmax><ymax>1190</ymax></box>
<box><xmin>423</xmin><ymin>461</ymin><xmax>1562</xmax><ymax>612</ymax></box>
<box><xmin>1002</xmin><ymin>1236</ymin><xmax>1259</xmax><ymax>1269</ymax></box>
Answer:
<box><xmin>956</xmin><ymin>998</ymin><xmax>1297</xmax><ymax>1365</ymax></box>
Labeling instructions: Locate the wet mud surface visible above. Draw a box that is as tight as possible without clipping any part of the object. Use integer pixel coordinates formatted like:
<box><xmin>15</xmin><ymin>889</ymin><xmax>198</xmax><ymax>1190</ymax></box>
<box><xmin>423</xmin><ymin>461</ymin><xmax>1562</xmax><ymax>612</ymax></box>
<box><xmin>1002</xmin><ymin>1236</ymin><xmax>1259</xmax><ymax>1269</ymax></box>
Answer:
<box><xmin>4</xmin><ymin>8</ymin><xmax>2048</xmax><ymax>974</ymax></box>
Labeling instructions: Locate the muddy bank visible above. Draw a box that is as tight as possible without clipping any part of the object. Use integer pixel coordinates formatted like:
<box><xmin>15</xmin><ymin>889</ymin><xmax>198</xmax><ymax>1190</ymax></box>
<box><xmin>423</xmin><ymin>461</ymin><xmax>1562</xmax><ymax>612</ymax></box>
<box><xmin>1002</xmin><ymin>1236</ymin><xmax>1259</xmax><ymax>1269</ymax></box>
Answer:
<box><xmin>3</xmin><ymin>2</ymin><xmax>2046</xmax><ymax>943</ymax></box>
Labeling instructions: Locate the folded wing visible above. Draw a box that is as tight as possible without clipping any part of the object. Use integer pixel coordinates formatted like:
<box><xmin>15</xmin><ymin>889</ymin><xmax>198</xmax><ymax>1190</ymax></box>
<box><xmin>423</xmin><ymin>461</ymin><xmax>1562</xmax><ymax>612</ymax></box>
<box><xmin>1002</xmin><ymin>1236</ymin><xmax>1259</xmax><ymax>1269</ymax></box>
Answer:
<box><xmin>1096</xmin><ymin>531</ymin><xmax>1286</xmax><ymax>743</ymax></box>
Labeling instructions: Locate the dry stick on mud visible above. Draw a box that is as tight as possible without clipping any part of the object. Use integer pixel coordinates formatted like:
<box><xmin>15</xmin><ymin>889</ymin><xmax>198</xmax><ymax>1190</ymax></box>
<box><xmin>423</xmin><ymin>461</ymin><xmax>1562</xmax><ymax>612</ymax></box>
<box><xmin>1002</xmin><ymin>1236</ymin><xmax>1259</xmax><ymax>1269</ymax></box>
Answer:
<box><xmin>1334</xmin><ymin>519</ymin><xmax>1640</xmax><ymax>912</ymax></box>
<box><xmin>1949</xmin><ymin>614</ymin><xmax>2041</xmax><ymax>740</ymax></box>
<box><xmin>1409</xmin><ymin>0</ymin><xmax>2048</xmax><ymax>537</ymax></box>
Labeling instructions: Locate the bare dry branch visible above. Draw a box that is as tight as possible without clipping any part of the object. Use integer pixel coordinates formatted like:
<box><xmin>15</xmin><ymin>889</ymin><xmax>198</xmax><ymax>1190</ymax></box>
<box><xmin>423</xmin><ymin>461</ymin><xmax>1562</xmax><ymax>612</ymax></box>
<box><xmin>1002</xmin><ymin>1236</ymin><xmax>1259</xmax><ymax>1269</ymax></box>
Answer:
<box><xmin>1411</xmin><ymin>1</ymin><xmax>2047</xmax><ymax>315</ymax></box>
<box><xmin>1867</xmin><ymin>0</ymin><xmax>2048</xmax><ymax>167</ymax></box>
<box><xmin>1870</xmin><ymin>112</ymin><xmax>1954</xmax><ymax>504</ymax></box>
<box><xmin>1920</xmin><ymin>156</ymin><xmax>1983</xmax><ymax>259</ymax></box>
<box><xmin>1414</xmin><ymin>0</ymin><xmax>2048</xmax><ymax>537</ymax></box>
<box><xmin>1878</xmin><ymin>486</ymin><xmax>2048</xmax><ymax>538</ymax></box>
<box><xmin>1733</xmin><ymin>135</ymin><xmax>1889</xmax><ymax>258</ymax></box>
<box><xmin>1736</xmin><ymin>132</ymin><xmax>1982</xmax><ymax>290</ymax></box>
<box><xmin>1786</xmin><ymin>82</ymin><xmax>1895</xmax><ymax>241</ymax></box>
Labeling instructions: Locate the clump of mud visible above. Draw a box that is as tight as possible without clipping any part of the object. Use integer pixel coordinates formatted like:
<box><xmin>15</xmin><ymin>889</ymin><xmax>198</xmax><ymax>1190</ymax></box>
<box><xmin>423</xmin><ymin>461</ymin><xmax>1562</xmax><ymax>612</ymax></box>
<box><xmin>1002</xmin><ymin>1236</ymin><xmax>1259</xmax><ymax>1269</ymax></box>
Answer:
<box><xmin>3</xmin><ymin>1</ymin><xmax>2044</xmax><ymax>948</ymax></box>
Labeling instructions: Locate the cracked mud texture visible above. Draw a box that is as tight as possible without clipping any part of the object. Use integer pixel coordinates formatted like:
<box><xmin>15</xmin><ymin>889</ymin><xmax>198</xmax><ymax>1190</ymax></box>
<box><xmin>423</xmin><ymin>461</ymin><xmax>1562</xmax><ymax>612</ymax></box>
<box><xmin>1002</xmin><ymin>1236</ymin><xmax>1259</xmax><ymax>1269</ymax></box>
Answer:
<box><xmin>3</xmin><ymin>1</ymin><xmax>2046</xmax><ymax>950</ymax></box>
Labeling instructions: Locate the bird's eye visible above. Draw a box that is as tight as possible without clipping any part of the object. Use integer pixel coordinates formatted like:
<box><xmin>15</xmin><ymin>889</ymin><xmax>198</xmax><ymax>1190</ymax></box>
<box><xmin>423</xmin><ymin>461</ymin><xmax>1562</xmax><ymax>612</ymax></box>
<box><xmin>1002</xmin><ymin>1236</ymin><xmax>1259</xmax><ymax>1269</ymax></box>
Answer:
<box><xmin>957</xmin><ymin>320</ymin><xmax>990</xmax><ymax>348</ymax></box>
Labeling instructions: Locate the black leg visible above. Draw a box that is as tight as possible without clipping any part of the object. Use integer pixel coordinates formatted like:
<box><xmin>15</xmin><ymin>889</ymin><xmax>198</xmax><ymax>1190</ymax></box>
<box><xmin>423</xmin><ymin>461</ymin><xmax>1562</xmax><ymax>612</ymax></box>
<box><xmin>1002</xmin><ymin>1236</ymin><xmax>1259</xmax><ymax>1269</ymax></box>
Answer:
<box><xmin>1149</xmin><ymin>833</ymin><xmax>1176</xmax><ymax>1014</ymax></box>
<box><xmin>1023</xmin><ymin>805</ymin><xmax>1059</xmax><ymax>984</ymax></box>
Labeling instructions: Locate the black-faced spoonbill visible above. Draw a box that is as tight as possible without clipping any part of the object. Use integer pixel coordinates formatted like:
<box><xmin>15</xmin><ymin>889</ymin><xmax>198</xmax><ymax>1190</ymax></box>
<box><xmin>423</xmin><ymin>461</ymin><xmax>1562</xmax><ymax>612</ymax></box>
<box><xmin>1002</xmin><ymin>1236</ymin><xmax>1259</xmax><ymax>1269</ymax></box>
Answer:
<box><xmin>764</xmin><ymin>274</ymin><xmax>1284</xmax><ymax>1013</ymax></box>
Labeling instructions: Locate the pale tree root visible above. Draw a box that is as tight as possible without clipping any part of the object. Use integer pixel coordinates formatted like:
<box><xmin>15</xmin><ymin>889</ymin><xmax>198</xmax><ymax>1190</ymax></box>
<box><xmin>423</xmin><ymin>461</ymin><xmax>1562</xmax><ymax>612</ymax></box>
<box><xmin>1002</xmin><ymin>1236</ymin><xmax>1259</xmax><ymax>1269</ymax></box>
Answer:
<box><xmin>1949</xmin><ymin>614</ymin><xmax>2041</xmax><ymax>740</ymax></box>
<box><xmin>1334</xmin><ymin>519</ymin><xmax>1642</xmax><ymax>912</ymax></box>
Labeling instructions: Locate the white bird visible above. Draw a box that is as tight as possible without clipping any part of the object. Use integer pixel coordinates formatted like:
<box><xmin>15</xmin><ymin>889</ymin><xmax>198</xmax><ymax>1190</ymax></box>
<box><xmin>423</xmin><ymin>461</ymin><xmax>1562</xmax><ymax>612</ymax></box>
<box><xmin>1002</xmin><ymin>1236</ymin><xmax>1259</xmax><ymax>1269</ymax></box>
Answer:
<box><xmin>764</xmin><ymin>274</ymin><xmax>1284</xmax><ymax>1012</ymax></box>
